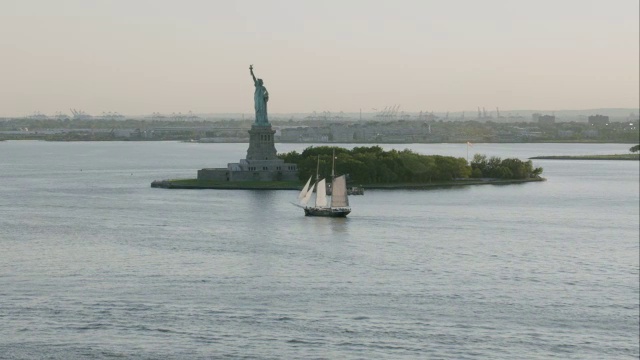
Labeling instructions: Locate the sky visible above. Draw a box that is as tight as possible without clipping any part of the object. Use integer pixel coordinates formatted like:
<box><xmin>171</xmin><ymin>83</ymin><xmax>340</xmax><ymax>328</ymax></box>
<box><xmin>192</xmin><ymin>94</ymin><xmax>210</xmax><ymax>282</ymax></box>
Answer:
<box><xmin>0</xmin><ymin>0</ymin><xmax>638</xmax><ymax>117</ymax></box>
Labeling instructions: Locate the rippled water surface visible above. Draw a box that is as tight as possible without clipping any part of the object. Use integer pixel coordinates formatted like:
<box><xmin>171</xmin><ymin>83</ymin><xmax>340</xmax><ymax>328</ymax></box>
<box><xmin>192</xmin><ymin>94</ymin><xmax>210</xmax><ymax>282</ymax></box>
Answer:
<box><xmin>1</xmin><ymin>141</ymin><xmax>638</xmax><ymax>359</ymax></box>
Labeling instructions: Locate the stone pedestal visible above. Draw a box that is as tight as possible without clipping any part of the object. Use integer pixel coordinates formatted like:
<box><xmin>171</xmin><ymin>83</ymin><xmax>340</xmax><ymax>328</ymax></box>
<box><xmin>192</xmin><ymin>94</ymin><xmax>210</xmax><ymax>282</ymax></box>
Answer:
<box><xmin>246</xmin><ymin>125</ymin><xmax>277</xmax><ymax>161</ymax></box>
<box><xmin>197</xmin><ymin>123</ymin><xmax>298</xmax><ymax>182</ymax></box>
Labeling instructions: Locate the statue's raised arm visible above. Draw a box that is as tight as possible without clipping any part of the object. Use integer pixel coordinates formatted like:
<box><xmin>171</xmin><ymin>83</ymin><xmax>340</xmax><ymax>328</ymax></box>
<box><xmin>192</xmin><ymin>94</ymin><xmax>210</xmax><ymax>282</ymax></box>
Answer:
<box><xmin>249</xmin><ymin>64</ymin><xmax>257</xmax><ymax>85</ymax></box>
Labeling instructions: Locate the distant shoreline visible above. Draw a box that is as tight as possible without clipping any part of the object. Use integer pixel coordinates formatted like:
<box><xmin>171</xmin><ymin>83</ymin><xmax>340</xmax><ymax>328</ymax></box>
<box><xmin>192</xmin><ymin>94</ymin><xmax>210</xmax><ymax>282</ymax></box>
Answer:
<box><xmin>0</xmin><ymin>138</ymin><xmax>638</xmax><ymax>145</ymax></box>
<box><xmin>151</xmin><ymin>177</ymin><xmax>546</xmax><ymax>191</ymax></box>
<box><xmin>529</xmin><ymin>154</ymin><xmax>639</xmax><ymax>160</ymax></box>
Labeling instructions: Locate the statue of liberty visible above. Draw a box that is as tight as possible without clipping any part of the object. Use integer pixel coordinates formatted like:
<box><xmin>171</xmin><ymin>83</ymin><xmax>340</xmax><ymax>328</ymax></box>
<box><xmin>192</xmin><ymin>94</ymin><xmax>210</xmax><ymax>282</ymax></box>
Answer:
<box><xmin>249</xmin><ymin>65</ymin><xmax>269</xmax><ymax>126</ymax></box>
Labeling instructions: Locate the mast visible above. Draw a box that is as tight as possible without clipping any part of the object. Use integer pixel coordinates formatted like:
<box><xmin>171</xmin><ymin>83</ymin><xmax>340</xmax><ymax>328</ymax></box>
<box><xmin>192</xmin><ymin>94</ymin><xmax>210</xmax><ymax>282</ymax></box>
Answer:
<box><xmin>331</xmin><ymin>149</ymin><xmax>335</xmax><ymax>180</ymax></box>
<box><xmin>313</xmin><ymin>154</ymin><xmax>321</xmax><ymax>198</ymax></box>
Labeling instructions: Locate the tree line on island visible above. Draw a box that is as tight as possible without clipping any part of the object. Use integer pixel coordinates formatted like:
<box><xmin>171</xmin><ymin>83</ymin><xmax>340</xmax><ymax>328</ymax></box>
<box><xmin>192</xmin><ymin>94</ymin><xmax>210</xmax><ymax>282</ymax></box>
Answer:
<box><xmin>278</xmin><ymin>146</ymin><xmax>543</xmax><ymax>184</ymax></box>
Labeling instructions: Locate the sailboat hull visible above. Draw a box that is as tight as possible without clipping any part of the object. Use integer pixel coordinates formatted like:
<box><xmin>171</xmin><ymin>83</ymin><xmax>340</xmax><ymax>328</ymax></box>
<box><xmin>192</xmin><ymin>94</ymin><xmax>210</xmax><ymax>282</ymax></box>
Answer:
<box><xmin>304</xmin><ymin>207</ymin><xmax>351</xmax><ymax>217</ymax></box>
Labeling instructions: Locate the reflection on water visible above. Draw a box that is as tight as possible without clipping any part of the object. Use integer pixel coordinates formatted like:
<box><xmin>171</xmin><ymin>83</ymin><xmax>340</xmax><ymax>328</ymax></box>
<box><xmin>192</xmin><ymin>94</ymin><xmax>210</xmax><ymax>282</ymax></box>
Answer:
<box><xmin>248</xmin><ymin>189</ymin><xmax>278</xmax><ymax>202</ymax></box>
<box><xmin>302</xmin><ymin>215</ymin><xmax>351</xmax><ymax>238</ymax></box>
<box><xmin>304</xmin><ymin>216</ymin><xmax>351</xmax><ymax>235</ymax></box>
<box><xmin>245</xmin><ymin>190</ymin><xmax>279</xmax><ymax>223</ymax></box>
<box><xmin>329</xmin><ymin>217</ymin><xmax>349</xmax><ymax>234</ymax></box>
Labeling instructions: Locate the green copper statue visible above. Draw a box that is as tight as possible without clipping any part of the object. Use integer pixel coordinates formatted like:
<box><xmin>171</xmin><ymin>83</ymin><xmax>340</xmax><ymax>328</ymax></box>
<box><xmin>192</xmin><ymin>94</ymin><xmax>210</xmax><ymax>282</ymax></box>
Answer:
<box><xmin>249</xmin><ymin>65</ymin><xmax>269</xmax><ymax>126</ymax></box>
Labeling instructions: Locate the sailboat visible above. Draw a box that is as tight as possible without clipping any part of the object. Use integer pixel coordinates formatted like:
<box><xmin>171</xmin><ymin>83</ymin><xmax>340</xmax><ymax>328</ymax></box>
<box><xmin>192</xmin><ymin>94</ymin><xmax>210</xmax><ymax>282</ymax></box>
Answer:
<box><xmin>295</xmin><ymin>151</ymin><xmax>351</xmax><ymax>217</ymax></box>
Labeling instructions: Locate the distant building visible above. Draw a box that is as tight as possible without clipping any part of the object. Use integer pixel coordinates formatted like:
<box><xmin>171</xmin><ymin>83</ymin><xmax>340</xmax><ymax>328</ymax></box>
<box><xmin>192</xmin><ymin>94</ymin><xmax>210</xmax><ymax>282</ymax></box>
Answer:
<box><xmin>538</xmin><ymin>115</ymin><xmax>556</xmax><ymax>125</ymax></box>
<box><xmin>588</xmin><ymin>114</ymin><xmax>610</xmax><ymax>126</ymax></box>
<box><xmin>329</xmin><ymin>123</ymin><xmax>355</xmax><ymax>142</ymax></box>
<box><xmin>531</xmin><ymin>113</ymin><xmax>541</xmax><ymax>122</ymax></box>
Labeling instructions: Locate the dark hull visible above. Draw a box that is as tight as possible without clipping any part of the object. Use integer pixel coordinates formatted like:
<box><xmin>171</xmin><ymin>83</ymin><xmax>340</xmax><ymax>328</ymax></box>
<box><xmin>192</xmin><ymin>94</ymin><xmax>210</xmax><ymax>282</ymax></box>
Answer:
<box><xmin>304</xmin><ymin>207</ymin><xmax>351</xmax><ymax>217</ymax></box>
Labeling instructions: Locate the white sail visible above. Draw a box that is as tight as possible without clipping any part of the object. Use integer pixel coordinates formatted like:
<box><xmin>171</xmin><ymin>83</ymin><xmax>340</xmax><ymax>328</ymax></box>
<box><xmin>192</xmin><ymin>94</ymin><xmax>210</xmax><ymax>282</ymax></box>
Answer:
<box><xmin>330</xmin><ymin>175</ymin><xmax>349</xmax><ymax>207</ymax></box>
<box><xmin>298</xmin><ymin>176</ymin><xmax>312</xmax><ymax>202</ymax></box>
<box><xmin>315</xmin><ymin>179</ymin><xmax>328</xmax><ymax>207</ymax></box>
<box><xmin>301</xmin><ymin>181</ymin><xmax>315</xmax><ymax>206</ymax></box>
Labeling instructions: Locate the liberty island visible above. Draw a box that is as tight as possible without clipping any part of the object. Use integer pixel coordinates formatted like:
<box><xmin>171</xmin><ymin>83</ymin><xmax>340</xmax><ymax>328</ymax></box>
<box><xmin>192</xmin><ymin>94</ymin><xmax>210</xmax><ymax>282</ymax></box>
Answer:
<box><xmin>150</xmin><ymin>67</ymin><xmax>547</xmax><ymax>190</ymax></box>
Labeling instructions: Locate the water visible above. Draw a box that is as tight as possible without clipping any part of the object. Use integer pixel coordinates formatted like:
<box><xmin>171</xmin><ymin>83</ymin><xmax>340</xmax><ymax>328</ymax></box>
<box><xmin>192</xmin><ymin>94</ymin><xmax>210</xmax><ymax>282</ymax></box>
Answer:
<box><xmin>0</xmin><ymin>141</ymin><xmax>638</xmax><ymax>359</ymax></box>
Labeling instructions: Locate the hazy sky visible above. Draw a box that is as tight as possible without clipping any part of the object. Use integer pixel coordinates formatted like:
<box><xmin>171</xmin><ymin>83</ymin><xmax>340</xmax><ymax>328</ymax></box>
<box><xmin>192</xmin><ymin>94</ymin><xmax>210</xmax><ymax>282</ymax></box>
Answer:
<box><xmin>1</xmin><ymin>0</ymin><xmax>638</xmax><ymax>116</ymax></box>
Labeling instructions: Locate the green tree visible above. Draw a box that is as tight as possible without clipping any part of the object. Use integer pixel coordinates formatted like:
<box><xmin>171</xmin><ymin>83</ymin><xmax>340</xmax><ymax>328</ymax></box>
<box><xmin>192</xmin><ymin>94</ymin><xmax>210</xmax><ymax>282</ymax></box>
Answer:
<box><xmin>531</xmin><ymin>166</ymin><xmax>544</xmax><ymax>178</ymax></box>
<box><xmin>630</xmin><ymin>144</ymin><xmax>640</xmax><ymax>153</ymax></box>
<box><xmin>279</xmin><ymin>147</ymin><xmax>519</xmax><ymax>184</ymax></box>
<box><xmin>470</xmin><ymin>154</ymin><xmax>488</xmax><ymax>178</ymax></box>
<box><xmin>471</xmin><ymin>168</ymin><xmax>483</xmax><ymax>178</ymax></box>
